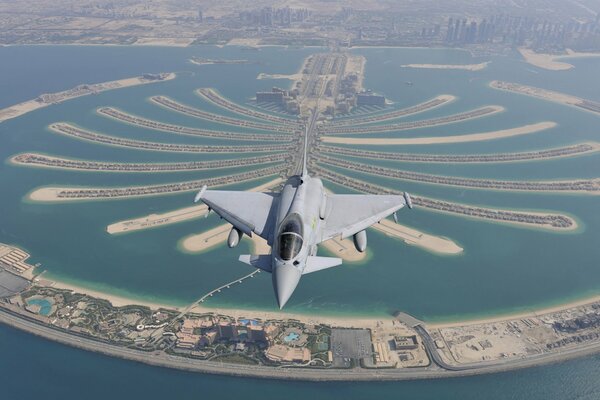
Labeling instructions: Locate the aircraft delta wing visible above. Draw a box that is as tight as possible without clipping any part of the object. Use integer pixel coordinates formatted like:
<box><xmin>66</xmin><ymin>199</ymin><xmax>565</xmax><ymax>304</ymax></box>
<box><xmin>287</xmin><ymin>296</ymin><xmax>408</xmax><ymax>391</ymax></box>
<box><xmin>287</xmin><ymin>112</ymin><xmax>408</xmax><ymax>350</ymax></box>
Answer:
<box><xmin>319</xmin><ymin>194</ymin><xmax>406</xmax><ymax>242</ymax></box>
<box><xmin>194</xmin><ymin>186</ymin><xmax>278</xmax><ymax>243</ymax></box>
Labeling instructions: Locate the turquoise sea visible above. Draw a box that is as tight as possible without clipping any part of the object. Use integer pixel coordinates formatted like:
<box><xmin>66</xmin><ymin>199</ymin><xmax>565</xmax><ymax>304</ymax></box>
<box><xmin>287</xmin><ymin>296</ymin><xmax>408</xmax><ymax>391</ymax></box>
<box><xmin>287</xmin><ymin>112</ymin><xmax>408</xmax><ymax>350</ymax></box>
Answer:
<box><xmin>2</xmin><ymin>44</ymin><xmax>600</xmax><ymax>399</ymax></box>
<box><xmin>0</xmin><ymin>45</ymin><xmax>599</xmax><ymax>323</ymax></box>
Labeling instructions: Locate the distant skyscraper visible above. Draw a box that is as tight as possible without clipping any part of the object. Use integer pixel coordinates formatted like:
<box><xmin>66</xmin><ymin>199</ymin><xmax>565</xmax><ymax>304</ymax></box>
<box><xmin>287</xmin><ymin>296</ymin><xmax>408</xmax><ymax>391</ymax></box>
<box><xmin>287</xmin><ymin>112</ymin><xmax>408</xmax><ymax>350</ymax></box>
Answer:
<box><xmin>198</xmin><ymin>9</ymin><xmax>203</xmax><ymax>22</ymax></box>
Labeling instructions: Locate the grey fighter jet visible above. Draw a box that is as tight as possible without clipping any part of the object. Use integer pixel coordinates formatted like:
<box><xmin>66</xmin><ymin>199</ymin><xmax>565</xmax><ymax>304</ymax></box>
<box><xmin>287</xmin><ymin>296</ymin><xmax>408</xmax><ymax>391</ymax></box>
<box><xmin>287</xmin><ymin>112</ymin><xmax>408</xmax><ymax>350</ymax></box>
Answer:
<box><xmin>194</xmin><ymin>128</ymin><xmax>412</xmax><ymax>309</ymax></box>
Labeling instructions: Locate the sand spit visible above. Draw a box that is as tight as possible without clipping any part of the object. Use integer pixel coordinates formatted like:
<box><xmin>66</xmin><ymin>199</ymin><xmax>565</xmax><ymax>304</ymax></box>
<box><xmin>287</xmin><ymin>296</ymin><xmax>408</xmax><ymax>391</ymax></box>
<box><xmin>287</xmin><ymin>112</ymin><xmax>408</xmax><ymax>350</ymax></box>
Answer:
<box><xmin>106</xmin><ymin>178</ymin><xmax>283</xmax><ymax>234</ymax></box>
<box><xmin>0</xmin><ymin>73</ymin><xmax>175</xmax><ymax>124</ymax></box>
<box><xmin>401</xmin><ymin>62</ymin><xmax>490</xmax><ymax>71</ymax></box>
<box><xmin>321</xmin><ymin>121</ymin><xmax>556</xmax><ymax>145</ymax></box>
<box><xmin>373</xmin><ymin>219</ymin><xmax>463</xmax><ymax>255</ymax></box>
<box><xmin>519</xmin><ymin>48</ymin><xmax>600</xmax><ymax>71</ymax></box>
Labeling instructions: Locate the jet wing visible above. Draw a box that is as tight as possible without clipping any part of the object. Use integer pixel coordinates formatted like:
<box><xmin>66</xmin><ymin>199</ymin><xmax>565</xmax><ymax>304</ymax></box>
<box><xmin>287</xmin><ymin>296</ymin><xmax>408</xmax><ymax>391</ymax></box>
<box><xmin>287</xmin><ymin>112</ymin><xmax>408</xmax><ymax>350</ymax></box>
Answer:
<box><xmin>319</xmin><ymin>194</ymin><xmax>405</xmax><ymax>242</ymax></box>
<box><xmin>194</xmin><ymin>186</ymin><xmax>278</xmax><ymax>241</ymax></box>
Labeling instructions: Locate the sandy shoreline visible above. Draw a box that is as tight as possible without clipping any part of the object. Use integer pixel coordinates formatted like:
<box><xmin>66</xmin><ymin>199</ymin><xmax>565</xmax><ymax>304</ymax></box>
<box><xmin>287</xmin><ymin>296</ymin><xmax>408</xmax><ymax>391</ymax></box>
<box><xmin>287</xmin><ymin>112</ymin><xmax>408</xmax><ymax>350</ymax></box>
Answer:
<box><xmin>39</xmin><ymin>272</ymin><xmax>600</xmax><ymax>331</ymax></box>
<box><xmin>321</xmin><ymin>121</ymin><xmax>556</xmax><ymax>145</ymax></box>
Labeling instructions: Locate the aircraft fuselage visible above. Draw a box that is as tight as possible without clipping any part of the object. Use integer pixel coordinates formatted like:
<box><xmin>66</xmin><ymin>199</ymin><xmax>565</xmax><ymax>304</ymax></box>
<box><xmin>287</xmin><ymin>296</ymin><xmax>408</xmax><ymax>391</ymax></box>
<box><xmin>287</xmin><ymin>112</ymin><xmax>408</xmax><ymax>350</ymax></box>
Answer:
<box><xmin>271</xmin><ymin>174</ymin><xmax>324</xmax><ymax>308</ymax></box>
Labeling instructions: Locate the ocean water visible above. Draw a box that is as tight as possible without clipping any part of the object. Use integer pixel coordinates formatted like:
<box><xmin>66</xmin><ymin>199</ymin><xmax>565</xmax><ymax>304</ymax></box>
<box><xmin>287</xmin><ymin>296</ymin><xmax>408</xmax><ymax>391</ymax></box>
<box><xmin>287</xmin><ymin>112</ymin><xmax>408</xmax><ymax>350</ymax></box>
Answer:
<box><xmin>3</xmin><ymin>323</ymin><xmax>600</xmax><ymax>399</ymax></box>
<box><xmin>0</xmin><ymin>45</ymin><xmax>599</xmax><ymax>321</ymax></box>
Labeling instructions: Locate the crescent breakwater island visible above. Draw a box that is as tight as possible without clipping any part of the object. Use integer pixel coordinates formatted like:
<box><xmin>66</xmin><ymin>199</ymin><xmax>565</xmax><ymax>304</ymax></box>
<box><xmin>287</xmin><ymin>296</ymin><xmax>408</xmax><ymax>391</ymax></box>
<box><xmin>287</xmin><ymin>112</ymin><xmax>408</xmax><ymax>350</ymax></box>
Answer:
<box><xmin>0</xmin><ymin>73</ymin><xmax>175</xmax><ymax>124</ymax></box>
<box><xmin>490</xmin><ymin>80</ymin><xmax>600</xmax><ymax>116</ymax></box>
<box><xmin>400</xmin><ymin>62</ymin><xmax>490</xmax><ymax>71</ymax></box>
<box><xmin>5</xmin><ymin>242</ymin><xmax>600</xmax><ymax>381</ymax></box>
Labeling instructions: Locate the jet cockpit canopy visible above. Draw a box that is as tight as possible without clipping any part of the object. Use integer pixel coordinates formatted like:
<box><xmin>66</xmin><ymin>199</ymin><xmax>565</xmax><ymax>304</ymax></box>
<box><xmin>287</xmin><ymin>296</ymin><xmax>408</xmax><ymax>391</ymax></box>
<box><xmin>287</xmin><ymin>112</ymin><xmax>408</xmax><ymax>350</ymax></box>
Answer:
<box><xmin>277</xmin><ymin>214</ymin><xmax>304</xmax><ymax>261</ymax></box>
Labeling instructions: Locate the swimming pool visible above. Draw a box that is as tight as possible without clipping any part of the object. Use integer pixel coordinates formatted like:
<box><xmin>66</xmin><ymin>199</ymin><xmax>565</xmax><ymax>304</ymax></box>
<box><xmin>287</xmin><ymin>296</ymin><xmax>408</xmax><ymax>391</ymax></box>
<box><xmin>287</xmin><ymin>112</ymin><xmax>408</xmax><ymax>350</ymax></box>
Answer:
<box><xmin>283</xmin><ymin>332</ymin><xmax>299</xmax><ymax>342</ymax></box>
<box><xmin>26</xmin><ymin>298</ymin><xmax>53</xmax><ymax>316</ymax></box>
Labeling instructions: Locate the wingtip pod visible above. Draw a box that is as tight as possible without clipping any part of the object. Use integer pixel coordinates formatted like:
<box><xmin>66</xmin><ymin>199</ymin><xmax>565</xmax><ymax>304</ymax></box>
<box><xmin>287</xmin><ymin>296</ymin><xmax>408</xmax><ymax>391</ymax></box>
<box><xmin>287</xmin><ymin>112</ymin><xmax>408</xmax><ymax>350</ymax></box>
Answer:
<box><xmin>194</xmin><ymin>185</ymin><xmax>208</xmax><ymax>203</ymax></box>
<box><xmin>403</xmin><ymin>192</ymin><xmax>413</xmax><ymax>209</ymax></box>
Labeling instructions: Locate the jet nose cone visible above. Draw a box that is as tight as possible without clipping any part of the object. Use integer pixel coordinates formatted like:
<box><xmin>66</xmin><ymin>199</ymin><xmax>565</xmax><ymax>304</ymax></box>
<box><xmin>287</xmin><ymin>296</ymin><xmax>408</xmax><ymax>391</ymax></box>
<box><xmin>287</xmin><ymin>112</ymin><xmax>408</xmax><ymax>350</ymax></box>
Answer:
<box><xmin>273</xmin><ymin>264</ymin><xmax>301</xmax><ymax>309</ymax></box>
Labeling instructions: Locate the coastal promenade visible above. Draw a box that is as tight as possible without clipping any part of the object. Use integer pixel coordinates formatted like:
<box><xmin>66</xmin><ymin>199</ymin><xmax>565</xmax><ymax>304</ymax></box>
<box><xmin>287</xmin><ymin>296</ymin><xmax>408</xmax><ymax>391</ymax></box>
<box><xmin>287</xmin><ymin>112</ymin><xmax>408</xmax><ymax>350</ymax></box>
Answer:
<box><xmin>314</xmin><ymin>166</ymin><xmax>576</xmax><ymax>230</ymax></box>
<box><xmin>328</xmin><ymin>95</ymin><xmax>455</xmax><ymax>126</ymax></box>
<box><xmin>0</xmin><ymin>73</ymin><xmax>175</xmax><ymax>124</ymax></box>
<box><xmin>318</xmin><ymin>155</ymin><xmax>600</xmax><ymax>194</ymax></box>
<box><xmin>321</xmin><ymin>105</ymin><xmax>503</xmax><ymax>134</ymax></box>
<box><xmin>98</xmin><ymin>107</ymin><xmax>293</xmax><ymax>141</ymax></box>
<box><xmin>196</xmin><ymin>88</ymin><xmax>297</xmax><ymax>125</ymax></box>
<box><xmin>50</xmin><ymin>123</ymin><xmax>290</xmax><ymax>153</ymax></box>
<box><xmin>11</xmin><ymin>153</ymin><xmax>287</xmax><ymax>173</ymax></box>
<box><xmin>319</xmin><ymin>143</ymin><xmax>600</xmax><ymax>163</ymax></box>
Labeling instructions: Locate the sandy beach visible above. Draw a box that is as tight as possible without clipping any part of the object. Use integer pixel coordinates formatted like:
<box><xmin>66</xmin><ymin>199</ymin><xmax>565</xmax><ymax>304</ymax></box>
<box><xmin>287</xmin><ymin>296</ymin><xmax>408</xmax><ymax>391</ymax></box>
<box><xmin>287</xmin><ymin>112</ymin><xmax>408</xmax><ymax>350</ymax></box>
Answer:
<box><xmin>40</xmin><ymin>275</ymin><xmax>382</xmax><ymax>328</ymax></box>
<box><xmin>429</xmin><ymin>294</ymin><xmax>600</xmax><ymax>329</ymax></box>
<box><xmin>401</xmin><ymin>62</ymin><xmax>489</xmax><ymax>71</ymax></box>
<box><xmin>39</xmin><ymin>272</ymin><xmax>600</xmax><ymax>332</ymax></box>
<box><xmin>321</xmin><ymin>121</ymin><xmax>556</xmax><ymax>145</ymax></box>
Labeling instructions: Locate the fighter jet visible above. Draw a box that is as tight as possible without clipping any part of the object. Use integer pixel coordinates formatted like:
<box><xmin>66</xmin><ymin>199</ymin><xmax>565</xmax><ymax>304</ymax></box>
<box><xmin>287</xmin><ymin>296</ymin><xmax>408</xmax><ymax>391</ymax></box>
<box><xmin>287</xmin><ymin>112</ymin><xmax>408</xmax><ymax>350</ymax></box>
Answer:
<box><xmin>194</xmin><ymin>123</ymin><xmax>412</xmax><ymax>309</ymax></box>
